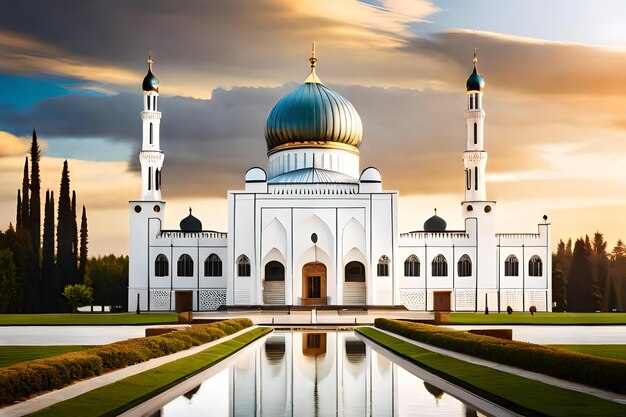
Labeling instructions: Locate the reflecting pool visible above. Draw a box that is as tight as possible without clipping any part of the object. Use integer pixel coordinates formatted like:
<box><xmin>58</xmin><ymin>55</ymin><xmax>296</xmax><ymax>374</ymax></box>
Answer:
<box><xmin>155</xmin><ymin>331</ymin><xmax>491</xmax><ymax>417</ymax></box>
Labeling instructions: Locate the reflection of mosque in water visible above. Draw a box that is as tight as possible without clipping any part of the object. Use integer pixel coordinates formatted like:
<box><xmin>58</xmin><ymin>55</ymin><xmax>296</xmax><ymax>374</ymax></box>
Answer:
<box><xmin>161</xmin><ymin>332</ymin><xmax>486</xmax><ymax>417</ymax></box>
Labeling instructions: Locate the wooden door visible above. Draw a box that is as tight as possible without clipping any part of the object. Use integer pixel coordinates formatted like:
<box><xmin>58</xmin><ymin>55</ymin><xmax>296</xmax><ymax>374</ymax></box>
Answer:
<box><xmin>302</xmin><ymin>262</ymin><xmax>327</xmax><ymax>305</ymax></box>
<box><xmin>433</xmin><ymin>291</ymin><xmax>451</xmax><ymax>311</ymax></box>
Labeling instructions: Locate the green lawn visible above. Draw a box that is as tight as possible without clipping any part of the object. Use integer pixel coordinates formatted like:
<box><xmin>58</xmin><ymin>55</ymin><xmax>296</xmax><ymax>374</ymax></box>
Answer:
<box><xmin>357</xmin><ymin>327</ymin><xmax>626</xmax><ymax>417</ymax></box>
<box><xmin>0</xmin><ymin>346</ymin><xmax>90</xmax><ymax>367</ymax></box>
<box><xmin>0</xmin><ymin>313</ymin><xmax>178</xmax><ymax>325</ymax></box>
<box><xmin>28</xmin><ymin>327</ymin><xmax>272</xmax><ymax>417</ymax></box>
<box><xmin>448</xmin><ymin>312</ymin><xmax>626</xmax><ymax>325</ymax></box>
<box><xmin>553</xmin><ymin>345</ymin><xmax>626</xmax><ymax>361</ymax></box>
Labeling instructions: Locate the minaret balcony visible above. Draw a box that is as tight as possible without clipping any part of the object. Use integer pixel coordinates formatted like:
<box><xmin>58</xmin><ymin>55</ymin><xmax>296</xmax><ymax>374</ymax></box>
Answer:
<box><xmin>140</xmin><ymin>111</ymin><xmax>162</xmax><ymax>121</ymax></box>
<box><xmin>465</xmin><ymin>109</ymin><xmax>485</xmax><ymax>118</ymax></box>
<box><xmin>140</xmin><ymin>150</ymin><xmax>164</xmax><ymax>164</ymax></box>
<box><xmin>463</xmin><ymin>151</ymin><xmax>487</xmax><ymax>162</ymax></box>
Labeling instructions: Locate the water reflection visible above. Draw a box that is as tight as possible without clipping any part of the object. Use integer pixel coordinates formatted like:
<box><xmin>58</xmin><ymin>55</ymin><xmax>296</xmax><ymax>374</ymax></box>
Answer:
<box><xmin>160</xmin><ymin>331</ymin><xmax>486</xmax><ymax>417</ymax></box>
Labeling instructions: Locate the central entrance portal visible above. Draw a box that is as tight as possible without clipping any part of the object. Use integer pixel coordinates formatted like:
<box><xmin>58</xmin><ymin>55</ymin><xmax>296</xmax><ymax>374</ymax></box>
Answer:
<box><xmin>302</xmin><ymin>262</ymin><xmax>327</xmax><ymax>305</ymax></box>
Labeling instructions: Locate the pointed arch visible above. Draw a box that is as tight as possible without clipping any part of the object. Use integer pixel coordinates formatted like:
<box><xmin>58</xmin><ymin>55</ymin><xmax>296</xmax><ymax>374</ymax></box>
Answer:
<box><xmin>155</xmin><ymin>254</ymin><xmax>168</xmax><ymax>277</ymax></box>
<box><xmin>236</xmin><ymin>255</ymin><xmax>251</xmax><ymax>277</ymax></box>
<box><xmin>377</xmin><ymin>255</ymin><xmax>390</xmax><ymax>277</ymax></box>
<box><xmin>529</xmin><ymin>255</ymin><xmax>543</xmax><ymax>276</ymax></box>
<box><xmin>404</xmin><ymin>255</ymin><xmax>420</xmax><ymax>277</ymax></box>
<box><xmin>505</xmin><ymin>255</ymin><xmax>519</xmax><ymax>276</ymax></box>
<box><xmin>204</xmin><ymin>253</ymin><xmax>222</xmax><ymax>277</ymax></box>
<box><xmin>457</xmin><ymin>254</ymin><xmax>472</xmax><ymax>277</ymax></box>
<box><xmin>431</xmin><ymin>254</ymin><xmax>448</xmax><ymax>277</ymax></box>
<box><xmin>177</xmin><ymin>254</ymin><xmax>193</xmax><ymax>277</ymax></box>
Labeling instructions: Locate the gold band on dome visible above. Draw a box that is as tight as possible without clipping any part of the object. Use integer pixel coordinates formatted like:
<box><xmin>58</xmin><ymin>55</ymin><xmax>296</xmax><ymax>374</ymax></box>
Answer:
<box><xmin>267</xmin><ymin>141</ymin><xmax>360</xmax><ymax>156</ymax></box>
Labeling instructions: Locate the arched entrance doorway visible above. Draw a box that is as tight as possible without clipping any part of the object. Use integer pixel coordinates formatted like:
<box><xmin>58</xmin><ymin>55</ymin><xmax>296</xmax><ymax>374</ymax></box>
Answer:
<box><xmin>263</xmin><ymin>261</ymin><xmax>285</xmax><ymax>305</ymax></box>
<box><xmin>302</xmin><ymin>262</ymin><xmax>327</xmax><ymax>305</ymax></box>
<box><xmin>344</xmin><ymin>261</ymin><xmax>366</xmax><ymax>305</ymax></box>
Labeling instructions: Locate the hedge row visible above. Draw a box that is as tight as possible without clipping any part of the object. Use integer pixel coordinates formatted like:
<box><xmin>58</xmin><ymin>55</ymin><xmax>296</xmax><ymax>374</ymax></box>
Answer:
<box><xmin>0</xmin><ymin>318</ymin><xmax>252</xmax><ymax>405</ymax></box>
<box><xmin>374</xmin><ymin>318</ymin><xmax>626</xmax><ymax>394</ymax></box>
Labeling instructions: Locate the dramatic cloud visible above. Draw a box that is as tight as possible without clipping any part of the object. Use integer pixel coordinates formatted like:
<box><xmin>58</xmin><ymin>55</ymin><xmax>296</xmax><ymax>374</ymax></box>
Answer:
<box><xmin>0</xmin><ymin>131</ymin><xmax>31</xmax><ymax>156</ymax></box>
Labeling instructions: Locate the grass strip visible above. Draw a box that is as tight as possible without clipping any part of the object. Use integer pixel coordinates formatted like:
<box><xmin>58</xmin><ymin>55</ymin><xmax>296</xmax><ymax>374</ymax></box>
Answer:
<box><xmin>448</xmin><ymin>312</ymin><xmax>626</xmax><ymax>325</ymax></box>
<box><xmin>357</xmin><ymin>327</ymin><xmax>626</xmax><ymax>417</ymax></box>
<box><xmin>552</xmin><ymin>345</ymin><xmax>626</xmax><ymax>361</ymax></box>
<box><xmin>0</xmin><ymin>346</ymin><xmax>90</xmax><ymax>367</ymax></box>
<box><xmin>0</xmin><ymin>313</ymin><xmax>178</xmax><ymax>325</ymax></box>
<box><xmin>28</xmin><ymin>327</ymin><xmax>272</xmax><ymax>417</ymax></box>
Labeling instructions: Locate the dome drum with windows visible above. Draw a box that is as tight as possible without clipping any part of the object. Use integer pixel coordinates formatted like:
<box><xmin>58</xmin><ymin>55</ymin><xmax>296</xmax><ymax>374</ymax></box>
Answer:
<box><xmin>265</xmin><ymin>44</ymin><xmax>363</xmax><ymax>155</ymax></box>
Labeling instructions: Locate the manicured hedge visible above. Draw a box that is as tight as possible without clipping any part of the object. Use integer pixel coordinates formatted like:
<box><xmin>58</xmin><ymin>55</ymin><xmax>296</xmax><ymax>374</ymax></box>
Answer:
<box><xmin>374</xmin><ymin>318</ymin><xmax>626</xmax><ymax>394</ymax></box>
<box><xmin>0</xmin><ymin>318</ymin><xmax>252</xmax><ymax>405</ymax></box>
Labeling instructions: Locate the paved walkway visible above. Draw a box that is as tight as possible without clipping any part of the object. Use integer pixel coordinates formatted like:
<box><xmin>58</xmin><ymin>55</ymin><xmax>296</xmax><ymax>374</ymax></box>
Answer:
<box><xmin>0</xmin><ymin>327</ymin><xmax>259</xmax><ymax>417</ymax></box>
<box><xmin>372</xmin><ymin>327</ymin><xmax>626</xmax><ymax>405</ymax></box>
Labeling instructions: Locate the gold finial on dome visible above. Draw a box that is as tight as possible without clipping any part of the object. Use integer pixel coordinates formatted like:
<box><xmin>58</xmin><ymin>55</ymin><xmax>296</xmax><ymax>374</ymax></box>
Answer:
<box><xmin>148</xmin><ymin>50</ymin><xmax>153</xmax><ymax>69</ymax></box>
<box><xmin>305</xmin><ymin>41</ymin><xmax>322</xmax><ymax>84</ymax></box>
<box><xmin>309</xmin><ymin>42</ymin><xmax>317</xmax><ymax>68</ymax></box>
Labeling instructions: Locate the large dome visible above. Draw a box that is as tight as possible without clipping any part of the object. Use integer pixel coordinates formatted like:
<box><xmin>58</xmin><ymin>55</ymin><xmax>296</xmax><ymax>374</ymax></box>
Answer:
<box><xmin>265</xmin><ymin>57</ymin><xmax>363</xmax><ymax>154</ymax></box>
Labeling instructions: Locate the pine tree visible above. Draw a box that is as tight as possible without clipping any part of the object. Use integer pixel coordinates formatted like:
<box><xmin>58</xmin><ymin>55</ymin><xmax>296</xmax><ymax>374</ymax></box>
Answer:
<box><xmin>567</xmin><ymin>238</ymin><xmax>601</xmax><ymax>312</ymax></box>
<box><xmin>57</xmin><ymin>160</ymin><xmax>76</xmax><ymax>288</ymax></box>
<box><xmin>20</xmin><ymin>157</ymin><xmax>29</xmax><ymax>234</ymax></box>
<box><xmin>566</xmin><ymin>238</ymin><xmax>572</xmax><ymax>257</ymax></box>
<box><xmin>78</xmin><ymin>206</ymin><xmax>88</xmax><ymax>284</ymax></box>
<box><xmin>592</xmin><ymin>231</ymin><xmax>609</xmax><ymax>310</ymax></box>
<box><xmin>41</xmin><ymin>190</ymin><xmax>58</xmax><ymax>311</ymax></box>
<box><xmin>29</xmin><ymin>130</ymin><xmax>41</xmax><ymax>265</ymax></box>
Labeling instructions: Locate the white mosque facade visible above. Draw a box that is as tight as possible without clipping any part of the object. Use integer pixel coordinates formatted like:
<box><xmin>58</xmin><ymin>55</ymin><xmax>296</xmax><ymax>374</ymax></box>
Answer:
<box><xmin>128</xmin><ymin>51</ymin><xmax>552</xmax><ymax>313</ymax></box>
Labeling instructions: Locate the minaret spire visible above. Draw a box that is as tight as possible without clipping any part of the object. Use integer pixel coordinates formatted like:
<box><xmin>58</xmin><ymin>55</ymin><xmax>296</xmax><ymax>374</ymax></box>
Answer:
<box><xmin>305</xmin><ymin>41</ymin><xmax>322</xmax><ymax>84</ymax></box>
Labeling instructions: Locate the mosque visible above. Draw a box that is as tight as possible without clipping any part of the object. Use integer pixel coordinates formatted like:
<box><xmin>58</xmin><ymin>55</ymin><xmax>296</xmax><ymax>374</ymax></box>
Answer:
<box><xmin>128</xmin><ymin>48</ymin><xmax>552</xmax><ymax>313</ymax></box>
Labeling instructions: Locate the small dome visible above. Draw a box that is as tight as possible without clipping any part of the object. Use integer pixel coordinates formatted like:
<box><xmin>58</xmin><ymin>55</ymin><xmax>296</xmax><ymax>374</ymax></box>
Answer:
<box><xmin>424</xmin><ymin>210</ymin><xmax>447</xmax><ymax>232</ymax></box>
<box><xmin>466</xmin><ymin>53</ymin><xmax>484</xmax><ymax>92</ymax></box>
<box><xmin>265</xmin><ymin>50</ymin><xmax>362</xmax><ymax>154</ymax></box>
<box><xmin>142</xmin><ymin>55</ymin><xmax>159</xmax><ymax>93</ymax></box>
<box><xmin>180</xmin><ymin>208</ymin><xmax>202</xmax><ymax>232</ymax></box>
<box><xmin>360</xmin><ymin>167</ymin><xmax>382</xmax><ymax>183</ymax></box>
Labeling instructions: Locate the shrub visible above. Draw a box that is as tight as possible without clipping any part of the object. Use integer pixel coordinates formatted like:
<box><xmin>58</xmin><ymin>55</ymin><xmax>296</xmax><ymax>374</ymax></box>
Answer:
<box><xmin>374</xmin><ymin>318</ymin><xmax>626</xmax><ymax>394</ymax></box>
<box><xmin>506</xmin><ymin>305</ymin><xmax>513</xmax><ymax>315</ymax></box>
<box><xmin>529</xmin><ymin>305</ymin><xmax>537</xmax><ymax>315</ymax></box>
<box><xmin>0</xmin><ymin>318</ymin><xmax>253</xmax><ymax>405</ymax></box>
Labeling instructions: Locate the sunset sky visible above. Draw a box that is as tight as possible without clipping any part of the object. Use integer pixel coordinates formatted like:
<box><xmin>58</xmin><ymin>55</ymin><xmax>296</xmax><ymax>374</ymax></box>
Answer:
<box><xmin>2</xmin><ymin>0</ymin><xmax>626</xmax><ymax>256</ymax></box>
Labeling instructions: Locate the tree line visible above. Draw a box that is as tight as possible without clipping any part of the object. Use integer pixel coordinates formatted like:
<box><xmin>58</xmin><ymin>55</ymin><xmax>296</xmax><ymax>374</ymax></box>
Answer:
<box><xmin>0</xmin><ymin>131</ymin><xmax>88</xmax><ymax>312</ymax></box>
<box><xmin>552</xmin><ymin>232</ymin><xmax>624</xmax><ymax>312</ymax></box>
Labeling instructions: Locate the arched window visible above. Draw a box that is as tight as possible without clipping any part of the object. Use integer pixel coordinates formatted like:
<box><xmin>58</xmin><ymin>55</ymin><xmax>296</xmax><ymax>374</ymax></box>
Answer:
<box><xmin>404</xmin><ymin>255</ymin><xmax>420</xmax><ymax>277</ymax></box>
<box><xmin>431</xmin><ymin>255</ymin><xmax>448</xmax><ymax>277</ymax></box>
<box><xmin>457</xmin><ymin>254</ymin><xmax>472</xmax><ymax>277</ymax></box>
<box><xmin>155</xmin><ymin>168</ymin><xmax>161</xmax><ymax>191</ymax></box>
<box><xmin>155</xmin><ymin>254</ymin><xmax>168</xmax><ymax>277</ymax></box>
<box><xmin>505</xmin><ymin>255</ymin><xmax>519</xmax><ymax>276</ymax></box>
<box><xmin>148</xmin><ymin>167</ymin><xmax>152</xmax><ymax>190</ymax></box>
<box><xmin>204</xmin><ymin>254</ymin><xmax>222</xmax><ymax>277</ymax></box>
<box><xmin>149</xmin><ymin>123</ymin><xmax>153</xmax><ymax>144</ymax></box>
<box><xmin>237</xmin><ymin>255</ymin><xmax>251</xmax><ymax>277</ymax></box>
<box><xmin>177</xmin><ymin>254</ymin><xmax>194</xmax><ymax>277</ymax></box>
<box><xmin>265</xmin><ymin>261</ymin><xmax>284</xmax><ymax>281</ymax></box>
<box><xmin>345</xmin><ymin>261</ymin><xmax>366</xmax><ymax>282</ymax></box>
<box><xmin>377</xmin><ymin>255</ymin><xmax>390</xmax><ymax>277</ymax></box>
<box><xmin>529</xmin><ymin>256</ymin><xmax>543</xmax><ymax>277</ymax></box>
<box><xmin>474</xmin><ymin>167</ymin><xmax>478</xmax><ymax>191</ymax></box>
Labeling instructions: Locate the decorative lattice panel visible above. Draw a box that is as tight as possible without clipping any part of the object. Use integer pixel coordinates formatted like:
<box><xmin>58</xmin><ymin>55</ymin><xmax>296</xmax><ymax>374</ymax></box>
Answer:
<box><xmin>234</xmin><ymin>289</ymin><xmax>250</xmax><ymax>305</ymax></box>
<box><xmin>527</xmin><ymin>291</ymin><xmax>547</xmax><ymax>312</ymax></box>
<box><xmin>199</xmin><ymin>289</ymin><xmax>226</xmax><ymax>311</ymax></box>
<box><xmin>501</xmin><ymin>290</ymin><xmax>523</xmax><ymax>312</ymax></box>
<box><xmin>400</xmin><ymin>290</ymin><xmax>426</xmax><ymax>310</ymax></box>
<box><xmin>455</xmin><ymin>290</ymin><xmax>476</xmax><ymax>311</ymax></box>
<box><xmin>151</xmin><ymin>290</ymin><xmax>171</xmax><ymax>311</ymax></box>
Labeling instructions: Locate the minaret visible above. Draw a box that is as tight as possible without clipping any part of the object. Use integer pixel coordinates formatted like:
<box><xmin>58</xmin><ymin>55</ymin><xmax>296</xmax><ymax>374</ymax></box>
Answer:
<box><xmin>463</xmin><ymin>50</ymin><xmax>486</xmax><ymax>202</ymax></box>
<box><xmin>139</xmin><ymin>52</ymin><xmax>164</xmax><ymax>201</ymax></box>
<box><xmin>461</xmin><ymin>50</ymin><xmax>497</xmax><ymax>312</ymax></box>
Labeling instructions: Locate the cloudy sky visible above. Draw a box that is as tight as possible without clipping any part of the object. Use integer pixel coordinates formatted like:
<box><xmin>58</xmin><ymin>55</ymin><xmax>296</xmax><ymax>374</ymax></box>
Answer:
<box><xmin>2</xmin><ymin>0</ymin><xmax>626</xmax><ymax>256</ymax></box>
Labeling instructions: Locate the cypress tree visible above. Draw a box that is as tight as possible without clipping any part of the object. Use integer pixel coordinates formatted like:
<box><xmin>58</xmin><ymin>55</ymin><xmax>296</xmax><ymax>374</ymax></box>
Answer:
<box><xmin>78</xmin><ymin>205</ymin><xmax>88</xmax><ymax>284</ymax></box>
<box><xmin>16</xmin><ymin>190</ymin><xmax>22</xmax><ymax>232</ymax></box>
<box><xmin>29</xmin><ymin>130</ymin><xmax>41</xmax><ymax>264</ymax></box>
<box><xmin>71</xmin><ymin>190</ymin><xmax>78</xmax><ymax>284</ymax></box>
<box><xmin>20</xmin><ymin>157</ymin><xmax>29</xmax><ymax>234</ymax></box>
<box><xmin>57</xmin><ymin>160</ymin><xmax>75</xmax><ymax>288</ymax></box>
<box><xmin>42</xmin><ymin>190</ymin><xmax>58</xmax><ymax>311</ymax></box>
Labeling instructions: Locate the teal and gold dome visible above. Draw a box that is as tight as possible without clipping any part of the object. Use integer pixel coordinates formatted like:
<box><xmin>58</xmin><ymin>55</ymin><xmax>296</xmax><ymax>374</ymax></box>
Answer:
<box><xmin>265</xmin><ymin>47</ymin><xmax>363</xmax><ymax>154</ymax></box>
<box><xmin>142</xmin><ymin>54</ymin><xmax>159</xmax><ymax>93</ymax></box>
<box><xmin>466</xmin><ymin>52</ymin><xmax>484</xmax><ymax>92</ymax></box>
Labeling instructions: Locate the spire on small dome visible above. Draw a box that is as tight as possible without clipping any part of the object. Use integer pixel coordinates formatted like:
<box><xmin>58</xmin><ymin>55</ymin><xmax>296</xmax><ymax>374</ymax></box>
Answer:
<box><xmin>305</xmin><ymin>42</ymin><xmax>322</xmax><ymax>84</ymax></box>
<box><xmin>142</xmin><ymin>50</ymin><xmax>160</xmax><ymax>93</ymax></box>
<box><xmin>180</xmin><ymin>206</ymin><xmax>202</xmax><ymax>232</ymax></box>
